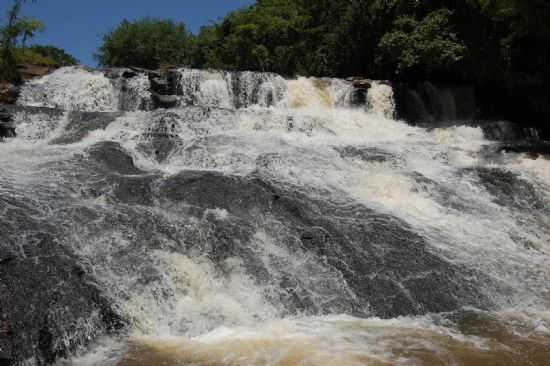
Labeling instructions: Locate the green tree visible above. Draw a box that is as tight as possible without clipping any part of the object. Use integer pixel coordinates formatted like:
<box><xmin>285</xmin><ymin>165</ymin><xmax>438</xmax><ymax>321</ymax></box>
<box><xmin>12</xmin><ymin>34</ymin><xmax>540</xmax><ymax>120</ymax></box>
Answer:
<box><xmin>15</xmin><ymin>17</ymin><xmax>44</xmax><ymax>47</ymax></box>
<box><xmin>377</xmin><ymin>8</ymin><xmax>466</xmax><ymax>79</ymax></box>
<box><xmin>194</xmin><ymin>0</ymin><xmax>312</xmax><ymax>75</ymax></box>
<box><xmin>95</xmin><ymin>18</ymin><xmax>193</xmax><ymax>69</ymax></box>
<box><xmin>0</xmin><ymin>0</ymin><xmax>40</xmax><ymax>82</ymax></box>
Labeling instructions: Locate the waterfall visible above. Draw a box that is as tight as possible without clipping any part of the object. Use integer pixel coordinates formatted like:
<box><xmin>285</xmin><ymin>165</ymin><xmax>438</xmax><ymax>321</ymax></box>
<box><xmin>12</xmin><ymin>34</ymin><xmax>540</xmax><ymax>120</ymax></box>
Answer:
<box><xmin>2</xmin><ymin>67</ymin><xmax>550</xmax><ymax>366</ymax></box>
<box><xmin>394</xmin><ymin>81</ymin><xmax>476</xmax><ymax>123</ymax></box>
<box><xmin>17</xmin><ymin>66</ymin><xmax>119</xmax><ymax>112</ymax></box>
<box><xmin>366</xmin><ymin>81</ymin><xmax>396</xmax><ymax>118</ymax></box>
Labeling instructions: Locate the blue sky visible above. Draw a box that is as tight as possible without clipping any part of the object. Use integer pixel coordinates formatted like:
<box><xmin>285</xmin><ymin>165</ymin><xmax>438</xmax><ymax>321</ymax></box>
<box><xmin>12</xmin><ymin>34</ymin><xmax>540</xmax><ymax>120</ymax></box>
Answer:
<box><xmin>0</xmin><ymin>0</ymin><xmax>255</xmax><ymax>66</ymax></box>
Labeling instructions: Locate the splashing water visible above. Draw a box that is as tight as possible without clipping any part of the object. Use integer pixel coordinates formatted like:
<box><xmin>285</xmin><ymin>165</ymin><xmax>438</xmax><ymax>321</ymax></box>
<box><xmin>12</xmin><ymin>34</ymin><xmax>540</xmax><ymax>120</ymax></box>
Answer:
<box><xmin>17</xmin><ymin>67</ymin><xmax>118</xmax><ymax>112</ymax></box>
<box><xmin>2</xmin><ymin>67</ymin><xmax>549</xmax><ymax>366</ymax></box>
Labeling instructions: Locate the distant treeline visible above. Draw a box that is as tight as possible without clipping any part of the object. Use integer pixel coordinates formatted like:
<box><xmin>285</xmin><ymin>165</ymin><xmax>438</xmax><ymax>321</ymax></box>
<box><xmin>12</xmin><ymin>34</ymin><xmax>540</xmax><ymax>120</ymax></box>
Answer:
<box><xmin>97</xmin><ymin>1</ymin><xmax>549</xmax><ymax>84</ymax></box>
<box><xmin>95</xmin><ymin>0</ymin><xmax>550</xmax><ymax>127</ymax></box>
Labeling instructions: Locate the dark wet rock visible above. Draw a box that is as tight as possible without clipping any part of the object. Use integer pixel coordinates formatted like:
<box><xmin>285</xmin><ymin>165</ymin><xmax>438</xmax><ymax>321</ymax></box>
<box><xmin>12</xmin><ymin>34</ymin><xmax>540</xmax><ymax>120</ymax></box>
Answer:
<box><xmin>53</xmin><ymin>110</ymin><xmax>122</xmax><ymax>144</ymax></box>
<box><xmin>104</xmin><ymin>68</ymin><xmax>141</xmax><ymax>80</ymax></box>
<box><xmin>336</xmin><ymin>146</ymin><xmax>396</xmax><ymax>163</ymax></box>
<box><xmin>1</xmin><ymin>104</ymin><xmax>65</xmax><ymax>118</ymax></box>
<box><xmin>0</xmin><ymin>109</ymin><xmax>11</xmax><ymax>123</ymax></box>
<box><xmin>159</xmin><ymin>170</ymin><xmax>493</xmax><ymax>318</ymax></box>
<box><xmin>351</xmin><ymin>88</ymin><xmax>368</xmax><ymax>106</ymax></box>
<box><xmin>478</xmin><ymin>120</ymin><xmax>542</xmax><ymax>141</ymax></box>
<box><xmin>348</xmin><ymin>79</ymin><xmax>372</xmax><ymax>106</ymax></box>
<box><xmin>149</xmin><ymin>72</ymin><xmax>168</xmax><ymax>93</ymax></box>
<box><xmin>495</xmin><ymin>142</ymin><xmax>550</xmax><ymax>158</ymax></box>
<box><xmin>121</xmin><ymin>69</ymin><xmax>139</xmax><ymax>79</ymax></box>
<box><xmin>0</xmin><ymin>223</ymin><xmax>122</xmax><ymax>365</ymax></box>
<box><xmin>0</xmin><ymin>107</ymin><xmax>16</xmax><ymax>139</ymax></box>
<box><xmin>467</xmin><ymin>168</ymin><xmax>546</xmax><ymax>211</ymax></box>
<box><xmin>0</xmin><ymin>254</ymin><xmax>122</xmax><ymax>365</ymax></box>
<box><xmin>462</xmin><ymin>167</ymin><xmax>550</xmax><ymax>251</ymax></box>
<box><xmin>148</xmin><ymin>69</ymin><xmax>182</xmax><ymax>109</ymax></box>
<box><xmin>85</xmin><ymin>142</ymin><xmax>158</xmax><ymax>206</ymax></box>
<box><xmin>0</xmin><ymin>83</ymin><xmax>19</xmax><ymax>105</ymax></box>
<box><xmin>408</xmin><ymin>172</ymin><xmax>474</xmax><ymax>212</ymax></box>
<box><xmin>151</xmin><ymin>93</ymin><xmax>178</xmax><ymax>109</ymax></box>
<box><xmin>350</xmin><ymin>79</ymin><xmax>373</xmax><ymax>89</ymax></box>
<box><xmin>88</xmin><ymin>141</ymin><xmax>144</xmax><ymax>175</ymax></box>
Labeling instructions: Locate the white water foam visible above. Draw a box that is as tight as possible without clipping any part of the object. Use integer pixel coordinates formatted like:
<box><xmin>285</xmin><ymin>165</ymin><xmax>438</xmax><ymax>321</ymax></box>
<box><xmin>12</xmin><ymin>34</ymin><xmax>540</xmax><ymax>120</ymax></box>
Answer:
<box><xmin>18</xmin><ymin>67</ymin><xmax>118</xmax><ymax>112</ymax></box>
<box><xmin>7</xmin><ymin>66</ymin><xmax>550</xmax><ymax>365</ymax></box>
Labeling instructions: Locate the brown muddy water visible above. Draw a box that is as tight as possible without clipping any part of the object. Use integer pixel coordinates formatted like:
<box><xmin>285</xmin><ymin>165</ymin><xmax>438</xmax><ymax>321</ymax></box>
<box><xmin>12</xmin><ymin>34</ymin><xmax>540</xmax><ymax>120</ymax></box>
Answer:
<box><xmin>111</xmin><ymin>311</ymin><xmax>550</xmax><ymax>366</ymax></box>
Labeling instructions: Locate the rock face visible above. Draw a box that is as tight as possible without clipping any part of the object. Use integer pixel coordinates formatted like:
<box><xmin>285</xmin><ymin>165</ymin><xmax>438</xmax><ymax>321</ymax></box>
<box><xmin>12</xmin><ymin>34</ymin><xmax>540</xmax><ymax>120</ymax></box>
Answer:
<box><xmin>0</xmin><ymin>196</ymin><xmax>122</xmax><ymax>365</ymax></box>
<box><xmin>17</xmin><ymin>64</ymin><xmax>57</xmax><ymax>81</ymax></box>
<box><xmin>0</xmin><ymin>107</ymin><xmax>16</xmax><ymax>139</ymax></box>
<box><xmin>158</xmin><ymin>169</ymin><xmax>492</xmax><ymax>317</ymax></box>
<box><xmin>0</xmin><ymin>244</ymin><xmax>122</xmax><ymax>365</ymax></box>
<box><xmin>148</xmin><ymin>69</ymin><xmax>182</xmax><ymax>109</ymax></box>
<box><xmin>347</xmin><ymin>78</ymin><xmax>372</xmax><ymax>106</ymax></box>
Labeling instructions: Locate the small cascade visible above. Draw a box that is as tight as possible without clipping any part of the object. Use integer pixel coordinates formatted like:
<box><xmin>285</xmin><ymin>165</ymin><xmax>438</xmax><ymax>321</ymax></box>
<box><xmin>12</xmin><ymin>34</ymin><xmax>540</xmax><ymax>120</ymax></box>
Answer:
<box><xmin>326</xmin><ymin>78</ymin><xmax>355</xmax><ymax>108</ymax></box>
<box><xmin>14</xmin><ymin>67</ymin><xmax>396</xmax><ymax>114</ymax></box>
<box><xmin>17</xmin><ymin>66</ymin><xmax>119</xmax><ymax>112</ymax></box>
<box><xmin>176</xmin><ymin>69</ymin><xmax>233</xmax><ymax>108</ymax></box>
<box><xmin>279</xmin><ymin>77</ymin><xmax>357</xmax><ymax>110</ymax></box>
<box><xmin>366</xmin><ymin>81</ymin><xmax>396</xmax><ymax>118</ymax></box>
<box><xmin>226</xmin><ymin>71</ymin><xmax>287</xmax><ymax>108</ymax></box>
<box><xmin>108</xmin><ymin>69</ymin><xmax>154</xmax><ymax>111</ymax></box>
<box><xmin>394</xmin><ymin>81</ymin><xmax>476</xmax><ymax>123</ymax></box>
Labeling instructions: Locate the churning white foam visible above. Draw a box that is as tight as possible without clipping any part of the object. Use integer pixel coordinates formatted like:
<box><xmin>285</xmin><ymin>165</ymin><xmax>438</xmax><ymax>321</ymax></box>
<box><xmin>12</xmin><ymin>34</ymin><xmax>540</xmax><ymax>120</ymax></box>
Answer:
<box><xmin>9</xmin><ymin>66</ymin><xmax>550</xmax><ymax>366</ymax></box>
<box><xmin>18</xmin><ymin>67</ymin><xmax>118</xmax><ymax>112</ymax></box>
<box><xmin>367</xmin><ymin>81</ymin><xmax>396</xmax><ymax>118</ymax></box>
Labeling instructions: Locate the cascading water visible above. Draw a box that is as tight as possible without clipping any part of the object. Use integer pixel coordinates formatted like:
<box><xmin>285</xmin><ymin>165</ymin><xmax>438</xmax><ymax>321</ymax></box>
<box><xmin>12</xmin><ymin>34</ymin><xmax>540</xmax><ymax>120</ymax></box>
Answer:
<box><xmin>1</xmin><ymin>67</ymin><xmax>549</xmax><ymax>366</ymax></box>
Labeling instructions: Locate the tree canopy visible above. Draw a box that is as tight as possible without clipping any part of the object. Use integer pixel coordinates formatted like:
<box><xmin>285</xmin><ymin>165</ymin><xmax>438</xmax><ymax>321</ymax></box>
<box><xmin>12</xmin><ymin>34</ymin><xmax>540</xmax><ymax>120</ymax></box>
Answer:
<box><xmin>95</xmin><ymin>18</ymin><xmax>194</xmax><ymax>69</ymax></box>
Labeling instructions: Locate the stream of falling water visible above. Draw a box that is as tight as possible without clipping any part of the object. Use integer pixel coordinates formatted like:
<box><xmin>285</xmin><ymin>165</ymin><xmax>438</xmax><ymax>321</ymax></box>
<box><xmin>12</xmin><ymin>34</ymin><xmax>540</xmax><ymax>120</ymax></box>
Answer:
<box><xmin>2</xmin><ymin>67</ymin><xmax>549</xmax><ymax>365</ymax></box>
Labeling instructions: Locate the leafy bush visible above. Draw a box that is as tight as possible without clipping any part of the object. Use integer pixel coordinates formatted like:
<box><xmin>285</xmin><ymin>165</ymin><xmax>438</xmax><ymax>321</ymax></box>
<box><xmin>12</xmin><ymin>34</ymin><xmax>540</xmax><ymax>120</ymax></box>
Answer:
<box><xmin>95</xmin><ymin>18</ymin><xmax>193</xmax><ymax>69</ymax></box>
<box><xmin>14</xmin><ymin>47</ymin><xmax>58</xmax><ymax>66</ymax></box>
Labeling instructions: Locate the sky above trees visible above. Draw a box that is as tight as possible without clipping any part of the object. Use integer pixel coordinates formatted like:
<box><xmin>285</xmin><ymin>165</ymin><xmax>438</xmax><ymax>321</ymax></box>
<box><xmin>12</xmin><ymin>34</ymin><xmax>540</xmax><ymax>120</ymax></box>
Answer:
<box><xmin>0</xmin><ymin>0</ymin><xmax>254</xmax><ymax>66</ymax></box>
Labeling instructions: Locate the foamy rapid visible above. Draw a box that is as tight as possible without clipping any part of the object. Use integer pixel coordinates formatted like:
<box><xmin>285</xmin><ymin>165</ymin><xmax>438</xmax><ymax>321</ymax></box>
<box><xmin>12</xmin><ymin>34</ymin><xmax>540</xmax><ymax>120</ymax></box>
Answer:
<box><xmin>2</xmin><ymin>67</ymin><xmax>549</xmax><ymax>366</ymax></box>
<box><xmin>17</xmin><ymin>67</ymin><xmax>118</xmax><ymax>112</ymax></box>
